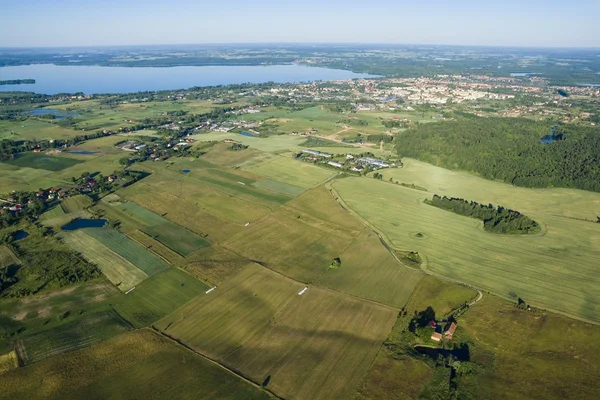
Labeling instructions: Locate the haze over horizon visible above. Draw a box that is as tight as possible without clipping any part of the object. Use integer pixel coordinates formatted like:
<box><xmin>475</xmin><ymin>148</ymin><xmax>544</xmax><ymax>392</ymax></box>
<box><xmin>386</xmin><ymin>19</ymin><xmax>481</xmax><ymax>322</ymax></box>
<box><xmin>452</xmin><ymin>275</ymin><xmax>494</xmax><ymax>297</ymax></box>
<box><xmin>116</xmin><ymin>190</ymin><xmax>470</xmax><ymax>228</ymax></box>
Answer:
<box><xmin>1</xmin><ymin>0</ymin><xmax>599</xmax><ymax>48</ymax></box>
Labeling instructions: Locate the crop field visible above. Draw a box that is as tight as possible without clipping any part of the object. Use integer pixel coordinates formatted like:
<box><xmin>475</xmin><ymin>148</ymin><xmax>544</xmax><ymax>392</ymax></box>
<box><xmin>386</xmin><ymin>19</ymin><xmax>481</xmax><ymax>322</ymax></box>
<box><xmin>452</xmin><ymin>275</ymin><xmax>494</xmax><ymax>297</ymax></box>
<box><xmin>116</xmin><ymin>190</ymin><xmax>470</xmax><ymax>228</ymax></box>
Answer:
<box><xmin>62</xmin><ymin>230</ymin><xmax>147</xmax><ymax>291</ymax></box>
<box><xmin>200</xmin><ymin>142</ymin><xmax>262</xmax><ymax>166</ymax></box>
<box><xmin>0</xmin><ymin>119</ymin><xmax>81</xmax><ymax>141</ymax></box>
<box><xmin>142</xmin><ymin>221</ymin><xmax>210</xmax><ymax>256</ymax></box>
<box><xmin>0</xmin><ymin>245</ymin><xmax>20</xmax><ymax>268</ymax></box>
<box><xmin>183</xmin><ymin>245</ymin><xmax>252</xmax><ymax>285</ymax></box>
<box><xmin>157</xmin><ymin>264</ymin><xmax>303</xmax><ymax>359</ymax></box>
<box><xmin>251</xmin><ymin>178</ymin><xmax>306</xmax><ymax>197</ymax></box>
<box><xmin>244</xmin><ymin>156</ymin><xmax>336</xmax><ymax>188</ymax></box>
<box><xmin>222</xmin><ymin>286</ymin><xmax>397</xmax><ymax>400</ymax></box>
<box><xmin>157</xmin><ymin>264</ymin><xmax>396</xmax><ymax>400</ymax></box>
<box><xmin>39</xmin><ymin>205</ymin><xmax>66</xmax><ymax>221</ymax></box>
<box><xmin>126</xmin><ymin>230</ymin><xmax>185</xmax><ymax>267</ymax></box>
<box><xmin>332</xmin><ymin>177</ymin><xmax>600</xmax><ymax>323</ymax></box>
<box><xmin>1</xmin><ymin>152</ymin><xmax>83</xmax><ymax>171</ymax></box>
<box><xmin>224</xmin><ymin>208</ymin><xmax>356</xmax><ymax>282</ymax></box>
<box><xmin>316</xmin><ymin>230</ymin><xmax>423</xmax><ymax>308</ymax></box>
<box><xmin>114</xmin><ymin>201</ymin><xmax>168</xmax><ymax>226</ymax></box>
<box><xmin>113</xmin><ymin>268</ymin><xmax>209</xmax><ymax>328</ymax></box>
<box><xmin>19</xmin><ymin>309</ymin><xmax>132</xmax><ymax>365</ymax></box>
<box><xmin>60</xmin><ymin>195</ymin><xmax>92</xmax><ymax>214</ymax></box>
<box><xmin>191</xmin><ymin>131</ymin><xmax>305</xmax><ymax>152</ymax></box>
<box><xmin>83</xmin><ymin>228</ymin><xmax>169</xmax><ymax>276</ymax></box>
<box><xmin>0</xmin><ymin>330</ymin><xmax>271</xmax><ymax>400</ymax></box>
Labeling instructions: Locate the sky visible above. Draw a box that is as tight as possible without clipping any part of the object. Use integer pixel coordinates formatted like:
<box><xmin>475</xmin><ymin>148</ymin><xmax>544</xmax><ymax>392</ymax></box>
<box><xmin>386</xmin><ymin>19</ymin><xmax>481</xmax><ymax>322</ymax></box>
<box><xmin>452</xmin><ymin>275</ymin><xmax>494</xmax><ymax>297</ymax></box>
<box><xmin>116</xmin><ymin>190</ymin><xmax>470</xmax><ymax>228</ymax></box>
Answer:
<box><xmin>1</xmin><ymin>0</ymin><xmax>599</xmax><ymax>48</ymax></box>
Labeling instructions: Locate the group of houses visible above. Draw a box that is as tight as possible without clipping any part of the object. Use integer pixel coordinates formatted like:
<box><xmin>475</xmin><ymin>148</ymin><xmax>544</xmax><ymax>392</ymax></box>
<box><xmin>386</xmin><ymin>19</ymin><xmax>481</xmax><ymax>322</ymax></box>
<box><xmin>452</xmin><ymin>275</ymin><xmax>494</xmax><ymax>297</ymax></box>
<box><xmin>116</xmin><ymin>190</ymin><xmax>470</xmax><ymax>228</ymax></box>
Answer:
<box><xmin>430</xmin><ymin>321</ymin><xmax>458</xmax><ymax>342</ymax></box>
<box><xmin>297</xmin><ymin>149</ymin><xmax>396</xmax><ymax>173</ymax></box>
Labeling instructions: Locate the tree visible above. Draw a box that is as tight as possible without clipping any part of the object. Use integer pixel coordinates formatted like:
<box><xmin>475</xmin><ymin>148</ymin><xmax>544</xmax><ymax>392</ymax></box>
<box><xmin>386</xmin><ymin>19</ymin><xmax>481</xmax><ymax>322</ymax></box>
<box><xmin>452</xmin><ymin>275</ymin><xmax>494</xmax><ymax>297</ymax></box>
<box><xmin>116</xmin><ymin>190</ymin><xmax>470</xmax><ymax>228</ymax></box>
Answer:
<box><xmin>119</xmin><ymin>157</ymin><xmax>131</xmax><ymax>166</ymax></box>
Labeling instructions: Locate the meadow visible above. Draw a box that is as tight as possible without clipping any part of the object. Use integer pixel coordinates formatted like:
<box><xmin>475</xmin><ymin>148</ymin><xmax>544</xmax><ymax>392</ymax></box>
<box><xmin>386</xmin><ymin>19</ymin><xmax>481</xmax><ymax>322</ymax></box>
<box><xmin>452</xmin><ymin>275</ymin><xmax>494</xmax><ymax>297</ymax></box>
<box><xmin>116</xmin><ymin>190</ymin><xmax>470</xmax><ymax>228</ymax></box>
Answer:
<box><xmin>142</xmin><ymin>221</ymin><xmax>210</xmax><ymax>256</ymax></box>
<box><xmin>0</xmin><ymin>330</ymin><xmax>272</xmax><ymax>400</ymax></box>
<box><xmin>60</xmin><ymin>195</ymin><xmax>92</xmax><ymax>214</ymax></box>
<box><xmin>1</xmin><ymin>152</ymin><xmax>83</xmax><ymax>171</ymax></box>
<box><xmin>243</xmin><ymin>156</ymin><xmax>336</xmax><ymax>188</ymax></box>
<box><xmin>0</xmin><ymin>245</ymin><xmax>20</xmax><ymax>268</ymax></box>
<box><xmin>332</xmin><ymin>176</ymin><xmax>600</xmax><ymax>323</ymax></box>
<box><xmin>62</xmin><ymin>230</ymin><xmax>148</xmax><ymax>292</ymax></box>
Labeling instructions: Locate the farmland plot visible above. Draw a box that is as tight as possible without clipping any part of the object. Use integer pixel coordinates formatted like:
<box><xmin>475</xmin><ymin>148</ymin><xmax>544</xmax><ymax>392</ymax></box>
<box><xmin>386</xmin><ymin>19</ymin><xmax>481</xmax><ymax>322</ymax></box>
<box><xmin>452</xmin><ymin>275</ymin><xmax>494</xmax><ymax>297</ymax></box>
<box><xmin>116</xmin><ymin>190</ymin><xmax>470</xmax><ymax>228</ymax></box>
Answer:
<box><xmin>0</xmin><ymin>246</ymin><xmax>20</xmax><ymax>268</ymax></box>
<box><xmin>142</xmin><ymin>221</ymin><xmax>210</xmax><ymax>256</ymax></box>
<box><xmin>62</xmin><ymin>230</ymin><xmax>147</xmax><ymax>292</ymax></box>
<box><xmin>244</xmin><ymin>156</ymin><xmax>335</xmax><ymax>188</ymax></box>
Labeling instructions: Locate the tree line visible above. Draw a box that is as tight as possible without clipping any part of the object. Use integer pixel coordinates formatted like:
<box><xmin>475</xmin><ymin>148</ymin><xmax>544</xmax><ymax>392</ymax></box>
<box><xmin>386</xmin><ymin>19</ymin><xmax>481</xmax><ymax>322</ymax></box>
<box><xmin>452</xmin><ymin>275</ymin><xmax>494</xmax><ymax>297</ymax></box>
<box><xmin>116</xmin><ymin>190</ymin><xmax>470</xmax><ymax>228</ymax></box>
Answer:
<box><xmin>396</xmin><ymin>116</ymin><xmax>600</xmax><ymax>192</ymax></box>
<box><xmin>425</xmin><ymin>194</ymin><xmax>539</xmax><ymax>234</ymax></box>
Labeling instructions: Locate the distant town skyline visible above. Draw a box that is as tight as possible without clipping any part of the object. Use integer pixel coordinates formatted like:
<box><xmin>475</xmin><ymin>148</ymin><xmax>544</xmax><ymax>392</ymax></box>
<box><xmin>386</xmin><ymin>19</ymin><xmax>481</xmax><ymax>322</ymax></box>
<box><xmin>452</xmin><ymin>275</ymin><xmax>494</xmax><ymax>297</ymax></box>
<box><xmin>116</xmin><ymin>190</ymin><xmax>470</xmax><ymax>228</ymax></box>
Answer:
<box><xmin>1</xmin><ymin>0</ymin><xmax>599</xmax><ymax>48</ymax></box>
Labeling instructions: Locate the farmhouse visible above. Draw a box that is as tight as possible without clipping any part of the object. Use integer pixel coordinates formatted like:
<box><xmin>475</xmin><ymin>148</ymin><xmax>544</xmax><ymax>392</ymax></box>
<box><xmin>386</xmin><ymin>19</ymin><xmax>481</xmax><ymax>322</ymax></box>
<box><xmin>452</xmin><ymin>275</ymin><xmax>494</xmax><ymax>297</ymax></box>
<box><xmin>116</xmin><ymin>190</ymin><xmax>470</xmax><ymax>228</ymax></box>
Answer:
<box><xmin>327</xmin><ymin>161</ymin><xmax>343</xmax><ymax>168</ymax></box>
<box><xmin>431</xmin><ymin>332</ymin><xmax>443</xmax><ymax>342</ymax></box>
<box><xmin>444</xmin><ymin>322</ymin><xmax>457</xmax><ymax>340</ymax></box>
<box><xmin>302</xmin><ymin>149</ymin><xmax>332</xmax><ymax>158</ymax></box>
<box><xmin>358</xmin><ymin>157</ymin><xmax>390</xmax><ymax>168</ymax></box>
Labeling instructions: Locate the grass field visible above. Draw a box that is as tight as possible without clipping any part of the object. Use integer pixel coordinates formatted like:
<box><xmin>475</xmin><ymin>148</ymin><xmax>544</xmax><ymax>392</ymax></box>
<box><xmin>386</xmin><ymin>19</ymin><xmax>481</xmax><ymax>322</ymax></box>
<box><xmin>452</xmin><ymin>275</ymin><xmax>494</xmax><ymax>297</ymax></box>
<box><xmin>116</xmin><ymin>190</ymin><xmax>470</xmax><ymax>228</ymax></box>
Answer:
<box><xmin>83</xmin><ymin>228</ymin><xmax>169</xmax><ymax>276</ymax></box>
<box><xmin>114</xmin><ymin>202</ymin><xmax>169</xmax><ymax>226</ymax></box>
<box><xmin>332</xmin><ymin>177</ymin><xmax>600</xmax><ymax>323</ymax></box>
<box><xmin>18</xmin><ymin>309</ymin><xmax>132</xmax><ymax>365</ymax></box>
<box><xmin>201</xmin><ymin>142</ymin><xmax>262</xmax><ymax>166</ymax></box>
<box><xmin>157</xmin><ymin>263</ymin><xmax>397</xmax><ymax>400</ymax></box>
<box><xmin>60</xmin><ymin>195</ymin><xmax>92</xmax><ymax>214</ymax></box>
<box><xmin>316</xmin><ymin>230</ymin><xmax>423</xmax><ymax>308</ymax></box>
<box><xmin>224</xmin><ymin>208</ymin><xmax>356</xmax><ymax>282</ymax></box>
<box><xmin>0</xmin><ymin>330</ymin><xmax>272</xmax><ymax>400</ymax></box>
<box><xmin>251</xmin><ymin>178</ymin><xmax>306</xmax><ymax>197</ymax></box>
<box><xmin>39</xmin><ymin>205</ymin><xmax>66</xmax><ymax>221</ymax></box>
<box><xmin>1</xmin><ymin>152</ymin><xmax>83</xmax><ymax>171</ymax></box>
<box><xmin>126</xmin><ymin>230</ymin><xmax>185</xmax><ymax>266</ymax></box>
<box><xmin>183</xmin><ymin>245</ymin><xmax>252</xmax><ymax>285</ymax></box>
<box><xmin>244</xmin><ymin>156</ymin><xmax>336</xmax><ymax>188</ymax></box>
<box><xmin>142</xmin><ymin>221</ymin><xmax>210</xmax><ymax>256</ymax></box>
<box><xmin>191</xmin><ymin>131</ymin><xmax>305</xmax><ymax>152</ymax></box>
<box><xmin>62</xmin><ymin>230</ymin><xmax>147</xmax><ymax>291</ymax></box>
<box><xmin>113</xmin><ymin>268</ymin><xmax>209</xmax><ymax>328</ymax></box>
<box><xmin>0</xmin><ymin>351</ymin><xmax>17</xmax><ymax>374</ymax></box>
<box><xmin>0</xmin><ymin>245</ymin><xmax>20</xmax><ymax>268</ymax></box>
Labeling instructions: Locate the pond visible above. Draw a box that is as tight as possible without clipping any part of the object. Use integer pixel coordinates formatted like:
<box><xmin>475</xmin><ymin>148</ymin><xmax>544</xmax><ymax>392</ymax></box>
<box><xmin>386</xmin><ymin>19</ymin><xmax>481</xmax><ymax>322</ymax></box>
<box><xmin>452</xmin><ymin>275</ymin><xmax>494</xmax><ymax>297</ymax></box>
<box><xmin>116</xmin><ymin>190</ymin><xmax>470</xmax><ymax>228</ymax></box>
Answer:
<box><xmin>13</xmin><ymin>230</ymin><xmax>29</xmax><ymax>241</ymax></box>
<box><xmin>182</xmin><ymin>169</ymin><xmax>191</xmax><ymax>174</ymax></box>
<box><xmin>61</xmin><ymin>218</ymin><xmax>107</xmax><ymax>231</ymax></box>
<box><xmin>239</xmin><ymin>131</ymin><xmax>256</xmax><ymax>137</ymax></box>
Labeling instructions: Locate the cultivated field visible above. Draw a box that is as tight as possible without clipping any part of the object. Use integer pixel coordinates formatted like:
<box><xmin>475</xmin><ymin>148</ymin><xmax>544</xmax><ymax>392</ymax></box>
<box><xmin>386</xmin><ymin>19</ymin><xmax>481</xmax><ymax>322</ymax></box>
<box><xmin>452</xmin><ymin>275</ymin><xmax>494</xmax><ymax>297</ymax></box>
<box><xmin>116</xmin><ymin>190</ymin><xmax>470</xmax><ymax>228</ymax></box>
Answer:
<box><xmin>142</xmin><ymin>221</ymin><xmax>210</xmax><ymax>256</ymax></box>
<box><xmin>251</xmin><ymin>178</ymin><xmax>306</xmax><ymax>197</ymax></box>
<box><xmin>0</xmin><ymin>330</ymin><xmax>272</xmax><ymax>400</ymax></box>
<box><xmin>183</xmin><ymin>245</ymin><xmax>252</xmax><ymax>285</ymax></box>
<box><xmin>126</xmin><ymin>230</ymin><xmax>185</xmax><ymax>267</ymax></box>
<box><xmin>332</xmin><ymin>177</ymin><xmax>600</xmax><ymax>323</ymax></box>
<box><xmin>83</xmin><ymin>228</ymin><xmax>169</xmax><ymax>276</ymax></box>
<box><xmin>62</xmin><ymin>230</ymin><xmax>148</xmax><ymax>291</ymax></box>
<box><xmin>244</xmin><ymin>156</ymin><xmax>336</xmax><ymax>188</ymax></box>
<box><xmin>60</xmin><ymin>195</ymin><xmax>92</xmax><ymax>214</ymax></box>
<box><xmin>113</xmin><ymin>268</ymin><xmax>209</xmax><ymax>328</ymax></box>
<box><xmin>316</xmin><ymin>230</ymin><xmax>423</xmax><ymax>308</ymax></box>
<box><xmin>18</xmin><ymin>310</ymin><xmax>132</xmax><ymax>365</ymax></box>
<box><xmin>1</xmin><ymin>152</ymin><xmax>83</xmax><ymax>171</ymax></box>
<box><xmin>0</xmin><ymin>351</ymin><xmax>17</xmax><ymax>374</ymax></box>
<box><xmin>0</xmin><ymin>245</ymin><xmax>20</xmax><ymax>268</ymax></box>
<box><xmin>224</xmin><ymin>208</ymin><xmax>356</xmax><ymax>282</ymax></box>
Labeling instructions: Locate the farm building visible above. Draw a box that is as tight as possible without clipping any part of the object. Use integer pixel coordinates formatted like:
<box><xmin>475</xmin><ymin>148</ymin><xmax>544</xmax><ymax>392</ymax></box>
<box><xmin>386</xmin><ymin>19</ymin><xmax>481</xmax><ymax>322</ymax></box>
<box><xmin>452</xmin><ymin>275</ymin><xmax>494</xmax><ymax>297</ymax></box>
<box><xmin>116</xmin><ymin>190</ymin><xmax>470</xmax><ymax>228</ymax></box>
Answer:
<box><xmin>431</xmin><ymin>332</ymin><xmax>443</xmax><ymax>342</ymax></box>
<box><xmin>302</xmin><ymin>149</ymin><xmax>332</xmax><ymax>158</ymax></box>
<box><xmin>358</xmin><ymin>157</ymin><xmax>390</xmax><ymax>168</ymax></box>
<box><xmin>444</xmin><ymin>322</ymin><xmax>457</xmax><ymax>340</ymax></box>
<box><xmin>327</xmin><ymin>161</ymin><xmax>343</xmax><ymax>168</ymax></box>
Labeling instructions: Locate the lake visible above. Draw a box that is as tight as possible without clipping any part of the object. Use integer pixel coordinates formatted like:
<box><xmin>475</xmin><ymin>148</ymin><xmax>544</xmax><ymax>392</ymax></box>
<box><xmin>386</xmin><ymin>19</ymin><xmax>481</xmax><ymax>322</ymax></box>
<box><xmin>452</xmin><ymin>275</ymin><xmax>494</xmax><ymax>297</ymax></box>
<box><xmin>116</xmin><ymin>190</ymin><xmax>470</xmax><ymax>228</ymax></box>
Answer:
<box><xmin>0</xmin><ymin>64</ymin><xmax>378</xmax><ymax>95</ymax></box>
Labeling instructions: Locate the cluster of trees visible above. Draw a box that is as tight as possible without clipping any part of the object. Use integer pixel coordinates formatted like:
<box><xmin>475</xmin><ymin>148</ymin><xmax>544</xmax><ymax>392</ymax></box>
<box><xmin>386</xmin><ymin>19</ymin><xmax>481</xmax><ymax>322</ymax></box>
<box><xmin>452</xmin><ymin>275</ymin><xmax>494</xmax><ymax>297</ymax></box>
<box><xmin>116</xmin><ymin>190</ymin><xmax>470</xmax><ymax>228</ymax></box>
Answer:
<box><xmin>425</xmin><ymin>195</ymin><xmax>539</xmax><ymax>234</ymax></box>
<box><xmin>396</xmin><ymin>116</ymin><xmax>600</xmax><ymax>192</ymax></box>
<box><xmin>367</xmin><ymin>134</ymin><xmax>394</xmax><ymax>143</ymax></box>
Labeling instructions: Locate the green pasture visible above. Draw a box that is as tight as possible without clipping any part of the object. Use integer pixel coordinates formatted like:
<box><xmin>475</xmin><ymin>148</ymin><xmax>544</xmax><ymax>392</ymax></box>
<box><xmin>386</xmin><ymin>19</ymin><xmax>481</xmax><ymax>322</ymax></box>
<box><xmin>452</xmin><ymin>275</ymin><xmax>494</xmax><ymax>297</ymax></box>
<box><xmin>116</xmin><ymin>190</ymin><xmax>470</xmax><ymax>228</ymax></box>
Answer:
<box><xmin>126</xmin><ymin>230</ymin><xmax>185</xmax><ymax>267</ymax></box>
<box><xmin>1</xmin><ymin>152</ymin><xmax>83</xmax><ymax>171</ymax></box>
<box><xmin>244</xmin><ymin>156</ymin><xmax>336</xmax><ymax>188</ymax></box>
<box><xmin>113</xmin><ymin>268</ymin><xmax>209</xmax><ymax>328</ymax></box>
<box><xmin>83</xmin><ymin>228</ymin><xmax>169</xmax><ymax>276</ymax></box>
<box><xmin>0</xmin><ymin>245</ymin><xmax>20</xmax><ymax>269</ymax></box>
<box><xmin>0</xmin><ymin>119</ymin><xmax>81</xmax><ymax>141</ymax></box>
<box><xmin>60</xmin><ymin>195</ymin><xmax>92</xmax><ymax>214</ymax></box>
<box><xmin>251</xmin><ymin>178</ymin><xmax>306</xmax><ymax>197</ymax></box>
<box><xmin>332</xmin><ymin>177</ymin><xmax>600</xmax><ymax>323</ymax></box>
<box><xmin>191</xmin><ymin>132</ymin><xmax>305</xmax><ymax>152</ymax></box>
<box><xmin>142</xmin><ymin>221</ymin><xmax>210</xmax><ymax>256</ymax></box>
<box><xmin>0</xmin><ymin>330</ymin><xmax>271</xmax><ymax>400</ymax></box>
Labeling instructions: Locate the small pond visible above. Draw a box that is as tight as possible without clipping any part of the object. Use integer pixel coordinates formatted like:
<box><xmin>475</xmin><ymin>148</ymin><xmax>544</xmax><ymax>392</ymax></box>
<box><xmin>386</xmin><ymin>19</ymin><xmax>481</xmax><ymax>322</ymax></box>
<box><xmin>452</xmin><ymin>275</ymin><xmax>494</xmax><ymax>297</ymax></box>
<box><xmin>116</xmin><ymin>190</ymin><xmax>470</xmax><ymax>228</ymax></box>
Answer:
<box><xmin>13</xmin><ymin>230</ymin><xmax>29</xmax><ymax>241</ymax></box>
<box><xmin>239</xmin><ymin>131</ymin><xmax>256</xmax><ymax>137</ymax></box>
<box><xmin>61</xmin><ymin>218</ymin><xmax>107</xmax><ymax>231</ymax></box>
<box><xmin>182</xmin><ymin>169</ymin><xmax>191</xmax><ymax>174</ymax></box>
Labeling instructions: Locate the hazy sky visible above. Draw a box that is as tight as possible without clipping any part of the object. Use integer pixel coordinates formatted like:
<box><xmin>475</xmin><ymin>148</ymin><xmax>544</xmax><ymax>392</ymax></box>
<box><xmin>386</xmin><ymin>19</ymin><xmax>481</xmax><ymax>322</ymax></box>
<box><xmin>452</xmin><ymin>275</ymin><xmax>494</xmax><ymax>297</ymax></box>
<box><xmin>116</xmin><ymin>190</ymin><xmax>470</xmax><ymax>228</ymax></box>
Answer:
<box><xmin>1</xmin><ymin>0</ymin><xmax>598</xmax><ymax>48</ymax></box>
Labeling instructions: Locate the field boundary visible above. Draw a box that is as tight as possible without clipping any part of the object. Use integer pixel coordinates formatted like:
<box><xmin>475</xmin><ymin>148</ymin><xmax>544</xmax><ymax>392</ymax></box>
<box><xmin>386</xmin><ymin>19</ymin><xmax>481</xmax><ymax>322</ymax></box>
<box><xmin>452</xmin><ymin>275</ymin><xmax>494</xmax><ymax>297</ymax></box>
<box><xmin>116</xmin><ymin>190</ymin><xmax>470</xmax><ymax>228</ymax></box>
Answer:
<box><xmin>150</xmin><ymin>327</ymin><xmax>283</xmax><ymax>400</ymax></box>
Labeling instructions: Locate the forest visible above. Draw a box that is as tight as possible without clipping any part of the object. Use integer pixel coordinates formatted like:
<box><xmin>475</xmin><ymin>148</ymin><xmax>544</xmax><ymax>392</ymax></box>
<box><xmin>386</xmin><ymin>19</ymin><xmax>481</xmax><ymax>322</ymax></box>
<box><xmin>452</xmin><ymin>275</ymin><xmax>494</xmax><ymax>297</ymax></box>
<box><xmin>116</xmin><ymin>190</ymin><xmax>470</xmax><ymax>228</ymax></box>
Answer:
<box><xmin>396</xmin><ymin>116</ymin><xmax>600</xmax><ymax>192</ymax></box>
<box><xmin>425</xmin><ymin>194</ymin><xmax>539</xmax><ymax>234</ymax></box>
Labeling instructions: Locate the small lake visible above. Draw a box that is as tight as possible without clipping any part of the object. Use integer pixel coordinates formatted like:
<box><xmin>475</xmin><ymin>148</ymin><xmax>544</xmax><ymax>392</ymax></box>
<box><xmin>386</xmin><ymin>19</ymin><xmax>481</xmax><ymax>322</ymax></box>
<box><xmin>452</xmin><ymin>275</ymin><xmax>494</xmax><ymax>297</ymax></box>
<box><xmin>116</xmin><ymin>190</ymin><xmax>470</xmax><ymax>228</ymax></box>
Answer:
<box><xmin>29</xmin><ymin>108</ymin><xmax>79</xmax><ymax>118</ymax></box>
<box><xmin>61</xmin><ymin>218</ymin><xmax>107</xmax><ymax>231</ymax></box>
<box><xmin>13</xmin><ymin>230</ymin><xmax>29</xmax><ymax>241</ymax></box>
<box><xmin>0</xmin><ymin>64</ymin><xmax>379</xmax><ymax>95</ymax></box>
<box><xmin>239</xmin><ymin>131</ymin><xmax>256</xmax><ymax>137</ymax></box>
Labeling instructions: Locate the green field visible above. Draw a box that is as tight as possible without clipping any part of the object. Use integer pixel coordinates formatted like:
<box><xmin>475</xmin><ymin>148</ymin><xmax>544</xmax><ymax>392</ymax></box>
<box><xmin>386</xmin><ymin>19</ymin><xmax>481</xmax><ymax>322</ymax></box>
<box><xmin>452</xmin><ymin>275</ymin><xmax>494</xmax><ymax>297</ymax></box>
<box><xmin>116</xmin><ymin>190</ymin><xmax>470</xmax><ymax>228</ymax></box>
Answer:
<box><xmin>60</xmin><ymin>195</ymin><xmax>92</xmax><ymax>214</ymax></box>
<box><xmin>224</xmin><ymin>208</ymin><xmax>357</xmax><ymax>282</ymax></box>
<box><xmin>251</xmin><ymin>178</ymin><xmax>306</xmax><ymax>197</ymax></box>
<box><xmin>0</xmin><ymin>245</ymin><xmax>20</xmax><ymax>268</ymax></box>
<box><xmin>0</xmin><ymin>330</ymin><xmax>272</xmax><ymax>400</ymax></box>
<box><xmin>113</xmin><ymin>268</ymin><xmax>209</xmax><ymax>328</ymax></box>
<box><xmin>114</xmin><ymin>202</ymin><xmax>169</xmax><ymax>226</ymax></box>
<box><xmin>332</xmin><ymin>176</ymin><xmax>600</xmax><ymax>323</ymax></box>
<box><xmin>83</xmin><ymin>228</ymin><xmax>169</xmax><ymax>276</ymax></box>
<box><xmin>1</xmin><ymin>152</ymin><xmax>83</xmax><ymax>171</ymax></box>
<box><xmin>126</xmin><ymin>230</ymin><xmax>186</xmax><ymax>267</ymax></box>
<box><xmin>244</xmin><ymin>156</ymin><xmax>336</xmax><ymax>188</ymax></box>
<box><xmin>142</xmin><ymin>221</ymin><xmax>210</xmax><ymax>256</ymax></box>
<box><xmin>18</xmin><ymin>309</ymin><xmax>132</xmax><ymax>365</ymax></box>
<box><xmin>62</xmin><ymin>230</ymin><xmax>148</xmax><ymax>291</ymax></box>
<box><xmin>157</xmin><ymin>263</ymin><xmax>397</xmax><ymax>400</ymax></box>
<box><xmin>316</xmin><ymin>230</ymin><xmax>423</xmax><ymax>308</ymax></box>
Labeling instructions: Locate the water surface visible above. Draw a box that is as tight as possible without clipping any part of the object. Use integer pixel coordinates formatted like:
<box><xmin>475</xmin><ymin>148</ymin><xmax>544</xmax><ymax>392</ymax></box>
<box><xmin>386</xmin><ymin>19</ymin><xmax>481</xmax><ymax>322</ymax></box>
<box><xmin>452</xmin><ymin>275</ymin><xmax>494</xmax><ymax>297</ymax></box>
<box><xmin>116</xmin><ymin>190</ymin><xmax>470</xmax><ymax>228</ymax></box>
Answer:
<box><xmin>0</xmin><ymin>64</ymin><xmax>378</xmax><ymax>94</ymax></box>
